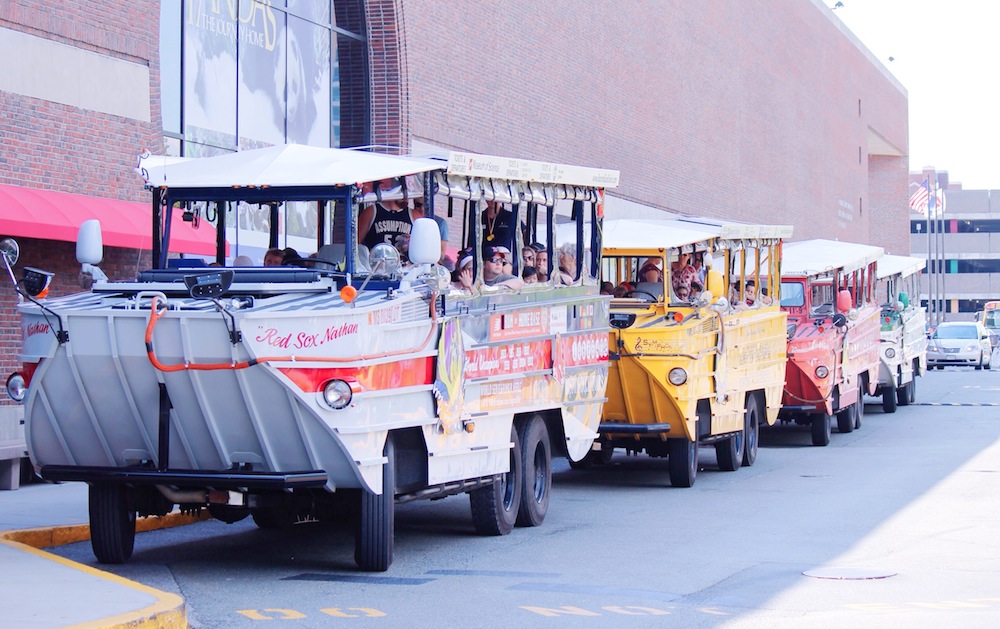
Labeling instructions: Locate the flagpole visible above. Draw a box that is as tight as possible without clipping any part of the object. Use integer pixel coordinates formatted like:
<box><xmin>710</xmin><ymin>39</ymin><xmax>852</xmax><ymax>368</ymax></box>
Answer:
<box><xmin>936</xmin><ymin>173</ymin><xmax>947</xmax><ymax>325</ymax></box>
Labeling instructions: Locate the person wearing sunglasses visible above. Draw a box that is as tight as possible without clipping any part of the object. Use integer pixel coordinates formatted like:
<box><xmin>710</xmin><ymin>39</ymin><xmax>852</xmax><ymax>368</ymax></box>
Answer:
<box><xmin>482</xmin><ymin>245</ymin><xmax>523</xmax><ymax>290</ymax></box>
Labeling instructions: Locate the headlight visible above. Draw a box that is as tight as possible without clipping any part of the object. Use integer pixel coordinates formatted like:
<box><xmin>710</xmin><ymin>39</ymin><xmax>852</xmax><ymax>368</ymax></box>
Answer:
<box><xmin>963</xmin><ymin>344</ymin><xmax>976</xmax><ymax>353</ymax></box>
<box><xmin>884</xmin><ymin>348</ymin><xmax>896</xmax><ymax>359</ymax></box>
<box><xmin>321</xmin><ymin>379</ymin><xmax>353</xmax><ymax>409</ymax></box>
<box><xmin>6</xmin><ymin>372</ymin><xmax>26</xmax><ymax>402</ymax></box>
<box><xmin>667</xmin><ymin>368</ymin><xmax>688</xmax><ymax>386</ymax></box>
<box><xmin>815</xmin><ymin>365</ymin><xmax>829</xmax><ymax>379</ymax></box>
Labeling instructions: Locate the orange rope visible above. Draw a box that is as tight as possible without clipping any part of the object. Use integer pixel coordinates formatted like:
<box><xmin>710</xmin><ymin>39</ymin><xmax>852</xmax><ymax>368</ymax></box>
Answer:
<box><xmin>145</xmin><ymin>295</ymin><xmax>439</xmax><ymax>372</ymax></box>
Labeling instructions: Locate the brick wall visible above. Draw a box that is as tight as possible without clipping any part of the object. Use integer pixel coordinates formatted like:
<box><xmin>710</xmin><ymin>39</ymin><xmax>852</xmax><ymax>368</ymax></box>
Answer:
<box><xmin>390</xmin><ymin>0</ymin><xmax>908</xmax><ymax>250</ymax></box>
<box><xmin>0</xmin><ymin>0</ymin><xmax>161</xmax><ymax>403</ymax></box>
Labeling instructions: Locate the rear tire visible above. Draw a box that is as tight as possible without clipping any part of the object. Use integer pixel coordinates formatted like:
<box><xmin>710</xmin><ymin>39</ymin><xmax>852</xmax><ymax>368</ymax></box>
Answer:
<box><xmin>742</xmin><ymin>394</ymin><xmax>761</xmax><ymax>467</ymax></box>
<box><xmin>470</xmin><ymin>426</ymin><xmax>522</xmax><ymax>535</ymax></box>
<box><xmin>854</xmin><ymin>382</ymin><xmax>864</xmax><ymax>429</ymax></box>
<box><xmin>355</xmin><ymin>436</ymin><xmax>395</xmax><ymax>571</ymax></box>
<box><xmin>668</xmin><ymin>425</ymin><xmax>699</xmax><ymax>487</ymax></box>
<box><xmin>836</xmin><ymin>403</ymin><xmax>855</xmax><ymax>433</ymax></box>
<box><xmin>811</xmin><ymin>413</ymin><xmax>832</xmax><ymax>446</ymax></box>
<box><xmin>515</xmin><ymin>416</ymin><xmax>552</xmax><ymax>527</ymax></box>
<box><xmin>89</xmin><ymin>483</ymin><xmax>136</xmax><ymax>564</ymax></box>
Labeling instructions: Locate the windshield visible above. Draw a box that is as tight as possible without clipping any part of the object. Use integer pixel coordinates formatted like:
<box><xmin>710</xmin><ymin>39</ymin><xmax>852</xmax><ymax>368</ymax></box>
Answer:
<box><xmin>780</xmin><ymin>282</ymin><xmax>804</xmax><ymax>307</ymax></box>
<box><xmin>934</xmin><ymin>325</ymin><xmax>978</xmax><ymax>340</ymax></box>
<box><xmin>985</xmin><ymin>310</ymin><xmax>1000</xmax><ymax>330</ymax></box>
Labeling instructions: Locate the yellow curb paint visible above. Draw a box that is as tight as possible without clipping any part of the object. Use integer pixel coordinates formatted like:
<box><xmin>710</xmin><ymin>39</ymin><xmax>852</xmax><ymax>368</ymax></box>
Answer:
<box><xmin>0</xmin><ymin>509</ymin><xmax>211</xmax><ymax>628</ymax></box>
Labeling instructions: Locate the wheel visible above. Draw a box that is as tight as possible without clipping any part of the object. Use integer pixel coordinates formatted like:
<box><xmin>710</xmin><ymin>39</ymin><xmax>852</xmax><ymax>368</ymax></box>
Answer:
<box><xmin>975</xmin><ymin>354</ymin><xmax>983</xmax><ymax>370</ymax></box>
<box><xmin>715</xmin><ymin>414</ymin><xmax>744</xmax><ymax>473</ymax></box>
<box><xmin>742</xmin><ymin>394</ymin><xmax>761</xmax><ymax>467</ymax></box>
<box><xmin>355</xmin><ymin>435</ymin><xmax>395</xmax><ymax>571</ymax></box>
<box><xmin>209</xmin><ymin>504</ymin><xmax>248</xmax><ymax>524</ymax></box>
<box><xmin>881</xmin><ymin>385</ymin><xmax>898</xmax><ymax>414</ymax></box>
<box><xmin>986</xmin><ymin>353</ymin><xmax>992</xmax><ymax>370</ymax></box>
<box><xmin>896</xmin><ymin>378</ymin><xmax>911</xmax><ymax>407</ymax></box>
<box><xmin>811</xmin><ymin>413</ymin><xmax>832</xmax><ymax>446</ymax></box>
<box><xmin>668</xmin><ymin>427</ymin><xmax>698</xmax><ymax>487</ymax></box>
<box><xmin>89</xmin><ymin>483</ymin><xmax>136</xmax><ymax>564</ymax></box>
<box><xmin>515</xmin><ymin>416</ymin><xmax>552</xmax><ymax>527</ymax></box>
<box><xmin>907</xmin><ymin>373</ymin><xmax>917</xmax><ymax>404</ymax></box>
<box><xmin>854</xmin><ymin>383</ymin><xmax>864</xmax><ymax>429</ymax></box>
<box><xmin>836</xmin><ymin>403</ymin><xmax>855</xmax><ymax>433</ymax></box>
<box><xmin>470</xmin><ymin>426</ymin><xmax>522</xmax><ymax>535</ymax></box>
<box><xmin>598</xmin><ymin>445</ymin><xmax>615</xmax><ymax>465</ymax></box>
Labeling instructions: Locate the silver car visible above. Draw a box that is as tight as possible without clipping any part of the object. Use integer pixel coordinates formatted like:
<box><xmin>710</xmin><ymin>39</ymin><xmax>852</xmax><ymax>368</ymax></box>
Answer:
<box><xmin>927</xmin><ymin>321</ymin><xmax>992</xmax><ymax>370</ymax></box>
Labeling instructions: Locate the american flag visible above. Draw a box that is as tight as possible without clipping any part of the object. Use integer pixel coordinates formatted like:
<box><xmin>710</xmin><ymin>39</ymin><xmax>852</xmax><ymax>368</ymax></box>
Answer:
<box><xmin>908</xmin><ymin>179</ymin><xmax>929</xmax><ymax>216</ymax></box>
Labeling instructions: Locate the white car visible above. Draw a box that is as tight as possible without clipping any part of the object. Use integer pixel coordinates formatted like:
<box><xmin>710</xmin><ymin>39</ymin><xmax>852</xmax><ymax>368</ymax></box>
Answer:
<box><xmin>927</xmin><ymin>322</ymin><xmax>992</xmax><ymax>370</ymax></box>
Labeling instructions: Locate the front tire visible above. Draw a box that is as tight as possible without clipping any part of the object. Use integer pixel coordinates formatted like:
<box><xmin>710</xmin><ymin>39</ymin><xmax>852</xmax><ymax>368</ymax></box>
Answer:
<box><xmin>811</xmin><ymin>413</ymin><xmax>832</xmax><ymax>446</ymax></box>
<box><xmin>470</xmin><ymin>426</ymin><xmax>522</xmax><ymax>535</ymax></box>
<box><xmin>355</xmin><ymin>436</ymin><xmax>395</xmax><ymax>571</ymax></box>
<box><xmin>668</xmin><ymin>425</ymin><xmax>699</xmax><ymax>487</ymax></box>
<box><xmin>515</xmin><ymin>416</ymin><xmax>552</xmax><ymax>527</ymax></box>
<box><xmin>836</xmin><ymin>403</ymin><xmax>855</xmax><ymax>433</ymax></box>
<box><xmin>882</xmin><ymin>386</ymin><xmax>898</xmax><ymax>413</ymax></box>
<box><xmin>89</xmin><ymin>483</ymin><xmax>136</xmax><ymax>564</ymax></box>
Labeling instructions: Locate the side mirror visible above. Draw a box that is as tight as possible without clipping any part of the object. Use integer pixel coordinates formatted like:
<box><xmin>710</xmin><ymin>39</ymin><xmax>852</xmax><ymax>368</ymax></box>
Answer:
<box><xmin>77</xmin><ymin>219</ymin><xmax>104</xmax><ymax>265</ymax></box>
<box><xmin>407</xmin><ymin>217</ymin><xmax>440</xmax><ymax>265</ymax></box>
<box><xmin>0</xmin><ymin>238</ymin><xmax>19</xmax><ymax>268</ymax></box>
<box><xmin>706</xmin><ymin>269</ymin><xmax>724</xmax><ymax>300</ymax></box>
<box><xmin>836</xmin><ymin>289</ymin><xmax>852</xmax><ymax>313</ymax></box>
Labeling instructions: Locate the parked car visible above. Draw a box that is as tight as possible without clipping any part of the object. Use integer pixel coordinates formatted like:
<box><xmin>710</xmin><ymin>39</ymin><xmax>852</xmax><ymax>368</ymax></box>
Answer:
<box><xmin>926</xmin><ymin>321</ymin><xmax>992</xmax><ymax>370</ymax></box>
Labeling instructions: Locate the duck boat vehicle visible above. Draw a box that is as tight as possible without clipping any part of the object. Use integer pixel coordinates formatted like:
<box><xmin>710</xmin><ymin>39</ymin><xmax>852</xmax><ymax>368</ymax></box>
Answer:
<box><xmin>873</xmin><ymin>254</ymin><xmax>928</xmax><ymax>413</ymax></box>
<box><xmin>777</xmin><ymin>239</ymin><xmax>883</xmax><ymax>446</ymax></box>
<box><xmin>597</xmin><ymin>218</ymin><xmax>791</xmax><ymax>487</ymax></box>
<box><xmin>3</xmin><ymin>145</ymin><xmax>618</xmax><ymax>571</ymax></box>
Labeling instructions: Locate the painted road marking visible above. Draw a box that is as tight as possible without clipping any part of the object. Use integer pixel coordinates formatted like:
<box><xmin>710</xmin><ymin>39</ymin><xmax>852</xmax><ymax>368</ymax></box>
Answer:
<box><xmin>426</xmin><ymin>569</ymin><xmax>561</xmax><ymax>578</ymax></box>
<box><xmin>917</xmin><ymin>402</ymin><xmax>1000</xmax><ymax>406</ymax></box>
<box><xmin>284</xmin><ymin>573</ymin><xmax>434</xmax><ymax>585</ymax></box>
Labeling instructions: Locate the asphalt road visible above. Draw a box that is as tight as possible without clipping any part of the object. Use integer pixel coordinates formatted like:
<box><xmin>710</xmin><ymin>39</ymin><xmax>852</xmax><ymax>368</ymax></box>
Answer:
<box><xmin>51</xmin><ymin>366</ymin><xmax>1000</xmax><ymax>628</ymax></box>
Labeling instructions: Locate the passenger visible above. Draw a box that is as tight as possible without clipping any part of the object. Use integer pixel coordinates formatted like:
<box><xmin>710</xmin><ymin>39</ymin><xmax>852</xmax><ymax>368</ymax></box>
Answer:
<box><xmin>638</xmin><ymin>262</ymin><xmax>662</xmax><ymax>283</ymax></box>
<box><xmin>692</xmin><ymin>252</ymin><xmax>707</xmax><ymax>285</ymax></box>
<box><xmin>522</xmin><ymin>245</ymin><xmax>537</xmax><ymax>271</ymax></box>
<box><xmin>601</xmin><ymin>281</ymin><xmax>615</xmax><ymax>295</ymax></box>
<box><xmin>358</xmin><ymin>178</ymin><xmax>421</xmax><ymax>250</ymax></box>
<box><xmin>263</xmin><ymin>248</ymin><xmax>284</xmax><ymax>266</ymax></box>
<box><xmin>745</xmin><ymin>279</ymin><xmax>757</xmax><ymax>306</ymax></box>
<box><xmin>482</xmin><ymin>201</ymin><xmax>515</xmax><ymax>250</ymax></box>
<box><xmin>613</xmin><ymin>284</ymin><xmax>629</xmax><ymax>298</ymax></box>
<box><xmin>671</xmin><ymin>251</ymin><xmax>697</xmax><ymax>297</ymax></box>
<box><xmin>555</xmin><ymin>242</ymin><xmax>577</xmax><ymax>285</ymax></box>
<box><xmin>452</xmin><ymin>250</ymin><xmax>475</xmax><ymax>292</ymax></box>
<box><xmin>690</xmin><ymin>279</ymin><xmax>704</xmax><ymax>299</ymax></box>
<box><xmin>532</xmin><ymin>244</ymin><xmax>550</xmax><ymax>283</ymax></box>
<box><xmin>522</xmin><ymin>265</ymin><xmax>538</xmax><ymax>284</ymax></box>
<box><xmin>433</xmin><ymin>215</ymin><xmax>456</xmax><ymax>272</ymax></box>
<box><xmin>482</xmin><ymin>245</ymin><xmax>523</xmax><ymax>290</ymax></box>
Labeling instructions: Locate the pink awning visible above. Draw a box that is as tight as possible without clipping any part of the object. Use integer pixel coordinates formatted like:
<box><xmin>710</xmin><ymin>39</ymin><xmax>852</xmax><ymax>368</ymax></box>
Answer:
<box><xmin>0</xmin><ymin>183</ymin><xmax>218</xmax><ymax>255</ymax></box>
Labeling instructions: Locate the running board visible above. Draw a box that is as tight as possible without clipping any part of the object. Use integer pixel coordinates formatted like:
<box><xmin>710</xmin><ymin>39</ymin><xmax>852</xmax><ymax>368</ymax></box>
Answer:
<box><xmin>40</xmin><ymin>465</ymin><xmax>328</xmax><ymax>490</ymax></box>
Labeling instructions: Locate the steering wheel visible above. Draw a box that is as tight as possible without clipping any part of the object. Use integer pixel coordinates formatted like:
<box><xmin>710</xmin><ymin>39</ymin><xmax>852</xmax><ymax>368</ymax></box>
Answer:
<box><xmin>625</xmin><ymin>290</ymin><xmax>658</xmax><ymax>302</ymax></box>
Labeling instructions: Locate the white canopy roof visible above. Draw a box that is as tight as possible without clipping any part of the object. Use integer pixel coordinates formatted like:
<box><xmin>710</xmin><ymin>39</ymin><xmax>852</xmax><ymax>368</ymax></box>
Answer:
<box><xmin>781</xmin><ymin>239</ymin><xmax>884</xmax><ymax>277</ymax></box>
<box><xmin>138</xmin><ymin>144</ymin><xmax>444</xmax><ymax>189</ymax></box>
<box><xmin>876</xmin><ymin>254</ymin><xmax>926</xmax><ymax>280</ymax></box>
<box><xmin>600</xmin><ymin>219</ymin><xmax>721</xmax><ymax>252</ymax></box>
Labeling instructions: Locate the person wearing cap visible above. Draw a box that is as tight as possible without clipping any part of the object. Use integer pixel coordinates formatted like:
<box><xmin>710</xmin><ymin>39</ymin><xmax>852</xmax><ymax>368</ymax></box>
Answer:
<box><xmin>483</xmin><ymin>245</ymin><xmax>523</xmax><ymax>290</ymax></box>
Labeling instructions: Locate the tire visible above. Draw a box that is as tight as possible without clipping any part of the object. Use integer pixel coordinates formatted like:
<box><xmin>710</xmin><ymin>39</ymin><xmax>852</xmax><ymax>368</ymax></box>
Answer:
<box><xmin>836</xmin><ymin>403</ymin><xmax>855</xmax><ymax>433</ymax></box>
<box><xmin>668</xmin><ymin>426</ymin><xmax>699</xmax><ymax>488</ymax></box>
<box><xmin>209</xmin><ymin>504</ymin><xmax>249</xmax><ymax>524</ymax></box>
<box><xmin>515</xmin><ymin>416</ymin><xmax>552</xmax><ymax>527</ymax></box>
<box><xmin>598</xmin><ymin>445</ymin><xmax>615</xmax><ymax>465</ymax></box>
<box><xmin>89</xmin><ymin>483</ymin><xmax>136</xmax><ymax>564</ymax></box>
<box><xmin>742</xmin><ymin>394</ymin><xmax>761</xmax><ymax>467</ymax></box>
<box><xmin>854</xmin><ymin>382</ymin><xmax>864</xmax><ymax>429</ymax></box>
<box><xmin>882</xmin><ymin>386</ymin><xmax>898</xmax><ymax>413</ymax></box>
<box><xmin>897</xmin><ymin>377</ymin><xmax>912</xmax><ymax>407</ymax></box>
<box><xmin>470</xmin><ymin>426</ymin><xmax>522</xmax><ymax>535</ymax></box>
<box><xmin>355</xmin><ymin>436</ymin><xmax>395</xmax><ymax>572</ymax></box>
<box><xmin>908</xmin><ymin>373</ymin><xmax>917</xmax><ymax>404</ymax></box>
<box><xmin>811</xmin><ymin>413</ymin><xmax>832</xmax><ymax>446</ymax></box>
<box><xmin>715</xmin><ymin>433</ymin><xmax>742</xmax><ymax>472</ymax></box>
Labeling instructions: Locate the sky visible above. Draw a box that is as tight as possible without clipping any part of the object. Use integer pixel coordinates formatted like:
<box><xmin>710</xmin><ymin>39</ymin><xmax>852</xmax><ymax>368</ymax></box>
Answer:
<box><xmin>827</xmin><ymin>0</ymin><xmax>1000</xmax><ymax>190</ymax></box>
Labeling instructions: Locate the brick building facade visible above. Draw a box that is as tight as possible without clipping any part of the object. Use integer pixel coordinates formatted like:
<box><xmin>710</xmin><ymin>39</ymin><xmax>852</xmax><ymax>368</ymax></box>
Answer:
<box><xmin>0</xmin><ymin>0</ymin><xmax>909</xmax><ymax>426</ymax></box>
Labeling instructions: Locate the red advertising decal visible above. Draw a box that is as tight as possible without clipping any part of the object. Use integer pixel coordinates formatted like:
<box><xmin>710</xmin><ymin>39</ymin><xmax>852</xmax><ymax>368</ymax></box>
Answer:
<box><xmin>488</xmin><ymin>308</ymin><xmax>548</xmax><ymax>342</ymax></box>
<box><xmin>279</xmin><ymin>357</ymin><xmax>433</xmax><ymax>393</ymax></box>
<box><xmin>555</xmin><ymin>332</ymin><xmax>610</xmax><ymax>372</ymax></box>
<box><xmin>465</xmin><ymin>340</ymin><xmax>552</xmax><ymax>379</ymax></box>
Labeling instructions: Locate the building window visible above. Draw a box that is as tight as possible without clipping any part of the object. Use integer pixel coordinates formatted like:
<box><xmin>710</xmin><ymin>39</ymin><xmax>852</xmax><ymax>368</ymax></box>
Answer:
<box><xmin>160</xmin><ymin>0</ymin><xmax>368</xmax><ymax>156</ymax></box>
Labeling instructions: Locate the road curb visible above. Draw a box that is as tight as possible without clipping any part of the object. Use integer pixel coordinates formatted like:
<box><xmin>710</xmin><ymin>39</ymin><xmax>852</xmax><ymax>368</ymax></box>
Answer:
<box><xmin>1</xmin><ymin>510</ymin><xmax>211</xmax><ymax>629</ymax></box>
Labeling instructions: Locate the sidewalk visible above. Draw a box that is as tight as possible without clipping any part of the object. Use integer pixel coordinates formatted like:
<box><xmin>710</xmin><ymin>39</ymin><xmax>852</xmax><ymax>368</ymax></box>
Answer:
<box><xmin>0</xmin><ymin>481</ymin><xmax>201</xmax><ymax>628</ymax></box>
